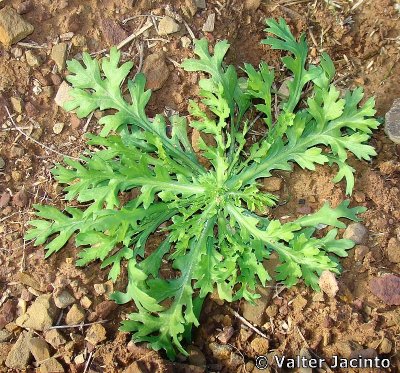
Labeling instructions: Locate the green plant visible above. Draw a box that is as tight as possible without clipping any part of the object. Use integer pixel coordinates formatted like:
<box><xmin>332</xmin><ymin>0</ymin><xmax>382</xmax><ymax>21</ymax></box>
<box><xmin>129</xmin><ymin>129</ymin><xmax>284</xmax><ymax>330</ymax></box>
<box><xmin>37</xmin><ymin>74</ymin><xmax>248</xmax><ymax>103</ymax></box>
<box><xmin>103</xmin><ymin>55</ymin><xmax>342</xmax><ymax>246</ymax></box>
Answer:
<box><xmin>26</xmin><ymin>18</ymin><xmax>379</xmax><ymax>359</ymax></box>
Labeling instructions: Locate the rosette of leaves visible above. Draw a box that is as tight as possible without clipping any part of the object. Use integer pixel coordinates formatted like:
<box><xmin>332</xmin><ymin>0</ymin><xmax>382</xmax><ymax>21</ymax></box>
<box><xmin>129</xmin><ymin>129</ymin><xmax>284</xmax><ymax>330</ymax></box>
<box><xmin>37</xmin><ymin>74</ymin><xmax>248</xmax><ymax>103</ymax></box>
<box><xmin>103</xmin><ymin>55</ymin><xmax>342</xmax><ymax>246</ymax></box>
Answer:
<box><xmin>26</xmin><ymin>18</ymin><xmax>379</xmax><ymax>359</ymax></box>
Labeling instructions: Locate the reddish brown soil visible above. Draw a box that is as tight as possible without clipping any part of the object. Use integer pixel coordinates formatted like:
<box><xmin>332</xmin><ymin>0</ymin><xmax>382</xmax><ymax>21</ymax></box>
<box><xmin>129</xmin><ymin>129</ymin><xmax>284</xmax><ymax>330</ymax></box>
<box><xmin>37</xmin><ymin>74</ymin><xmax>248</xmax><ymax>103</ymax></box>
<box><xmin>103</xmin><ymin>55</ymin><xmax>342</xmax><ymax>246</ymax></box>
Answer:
<box><xmin>0</xmin><ymin>0</ymin><xmax>399</xmax><ymax>372</ymax></box>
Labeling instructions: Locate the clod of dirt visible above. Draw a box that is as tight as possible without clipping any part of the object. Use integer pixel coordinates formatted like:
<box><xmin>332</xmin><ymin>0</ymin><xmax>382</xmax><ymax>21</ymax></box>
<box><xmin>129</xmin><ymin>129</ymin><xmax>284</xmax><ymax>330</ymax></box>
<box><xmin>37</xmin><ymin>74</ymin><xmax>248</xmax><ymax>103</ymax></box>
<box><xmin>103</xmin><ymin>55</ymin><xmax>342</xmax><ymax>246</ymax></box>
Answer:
<box><xmin>38</xmin><ymin>357</ymin><xmax>64</xmax><ymax>372</ymax></box>
<box><xmin>384</xmin><ymin>98</ymin><xmax>400</xmax><ymax>144</ymax></box>
<box><xmin>262</xmin><ymin>176</ymin><xmax>282</xmax><ymax>192</ymax></box>
<box><xmin>44</xmin><ymin>329</ymin><xmax>66</xmax><ymax>349</ymax></box>
<box><xmin>188</xmin><ymin>345</ymin><xmax>206</xmax><ymax>368</ymax></box>
<box><xmin>101</xmin><ymin>18</ymin><xmax>128</xmax><ymax>46</ymax></box>
<box><xmin>202</xmin><ymin>13</ymin><xmax>215</xmax><ymax>32</ymax></box>
<box><xmin>242</xmin><ymin>286</ymin><xmax>272</xmax><ymax>325</ymax></box>
<box><xmin>5</xmin><ymin>330</ymin><xmax>33</xmax><ymax>369</ymax></box>
<box><xmin>51</xmin><ymin>43</ymin><xmax>68</xmax><ymax>71</ymax></box>
<box><xmin>88</xmin><ymin>300</ymin><xmax>117</xmax><ymax>321</ymax></box>
<box><xmin>354</xmin><ymin>245</ymin><xmax>369</xmax><ymax>262</ymax></box>
<box><xmin>0</xmin><ymin>192</ymin><xmax>11</xmax><ymax>208</ymax></box>
<box><xmin>25</xmin><ymin>50</ymin><xmax>41</xmax><ymax>67</ymax></box>
<box><xmin>0</xmin><ymin>6</ymin><xmax>34</xmax><ymax>46</ymax></box>
<box><xmin>65</xmin><ymin>304</ymin><xmax>85</xmax><ymax>325</ymax></box>
<box><xmin>53</xmin><ymin>289</ymin><xmax>75</xmax><ymax>309</ymax></box>
<box><xmin>28</xmin><ymin>337</ymin><xmax>50</xmax><ymax>362</ymax></box>
<box><xmin>54</xmin><ymin>81</ymin><xmax>73</xmax><ymax>108</ymax></box>
<box><xmin>208</xmin><ymin>342</ymin><xmax>232</xmax><ymax>360</ymax></box>
<box><xmin>318</xmin><ymin>270</ymin><xmax>339</xmax><ymax>298</ymax></box>
<box><xmin>142</xmin><ymin>53</ymin><xmax>170</xmax><ymax>91</ymax></box>
<box><xmin>0</xmin><ymin>329</ymin><xmax>11</xmax><ymax>343</ymax></box>
<box><xmin>12</xmin><ymin>190</ymin><xmax>29</xmax><ymax>208</ymax></box>
<box><xmin>16</xmin><ymin>272</ymin><xmax>41</xmax><ymax>291</ymax></box>
<box><xmin>53</xmin><ymin>122</ymin><xmax>64</xmax><ymax>135</ymax></box>
<box><xmin>85</xmin><ymin>323</ymin><xmax>107</xmax><ymax>345</ymax></box>
<box><xmin>0</xmin><ymin>299</ymin><xmax>17</xmax><ymax>329</ymax></box>
<box><xmin>16</xmin><ymin>1</ymin><xmax>33</xmax><ymax>15</ymax></box>
<box><xmin>250</xmin><ymin>337</ymin><xmax>269</xmax><ymax>355</ymax></box>
<box><xmin>379</xmin><ymin>337</ymin><xmax>393</xmax><ymax>354</ymax></box>
<box><xmin>16</xmin><ymin>294</ymin><xmax>58</xmax><ymax>331</ymax></box>
<box><xmin>370</xmin><ymin>274</ymin><xmax>400</xmax><ymax>305</ymax></box>
<box><xmin>158</xmin><ymin>16</ymin><xmax>180</xmax><ymax>35</ymax></box>
<box><xmin>343</xmin><ymin>223</ymin><xmax>368</xmax><ymax>244</ymax></box>
<box><xmin>244</xmin><ymin>0</ymin><xmax>261</xmax><ymax>10</ymax></box>
<box><xmin>386</xmin><ymin>237</ymin><xmax>400</xmax><ymax>263</ymax></box>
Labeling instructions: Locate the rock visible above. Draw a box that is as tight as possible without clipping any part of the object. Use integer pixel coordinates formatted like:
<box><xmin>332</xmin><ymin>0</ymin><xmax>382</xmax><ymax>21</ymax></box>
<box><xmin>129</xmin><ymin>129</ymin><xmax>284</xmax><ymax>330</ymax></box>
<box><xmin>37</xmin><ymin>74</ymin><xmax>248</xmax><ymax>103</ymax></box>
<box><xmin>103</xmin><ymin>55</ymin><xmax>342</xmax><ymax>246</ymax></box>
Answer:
<box><xmin>93</xmin><ymin>283</ymin><xmax>108</xmax><ymax>296</ymax></box>
<box><xmin>54</xmin><ymin>81</ymin><xmax>73</xmax><ymax>108</ymax></box>
<box><xmin>202</xmin><ymin>13</ymin><xmax>215</xmax><ymax>32</ymax></box>
<box><xmin>183</xmin><ymin>0</ymin><xmax>198</xmax><ymax>18</ymax></box>
<box><xmin>65</xmin><ymin>304</ymin><xmax>85</xmax><ymax>325</ymax></box>
<box><xmin>80</xmin><ymin>296</ymin><xmax>92</xmax><ymax>309</ymax></box>
<box><xmin>263</xmin><ymin>177</ymin><xmax>282</xmax><ymax>192</ymax></box>
<box><xmin>16</xmin><ymin>272</ymin><xmax>41</xmax><ymax>291</ymax></box>
<box><xmin>387</xmin><ymin>238</ymin><xmax>400</xmax><ymax>263</ymax></box>
<box><xmin>0</xmin><ymin>343</ymin><xmax>12</xmax><ymax>365</ymax></box>
<box><xmin>265</xmin><ymin>305</ymin><xmax>277</xmax><ymax>318</ymax></box>
<box><xmin>385</xmin><ymin>98</ymin><xmax>400</xmax><ymax>144</ymax></box>
<box><xmin>101</xmin><ymin>18</ymin><xmax>128</xmax><ymax>46</ymax></box>
<box><xmin>16</xmin><ymin>294</ymin><xmax>58</xmax><ymax>331</ymax></box>
<box><xmin>54</xmin><ymin>289</ymin><xmax>75</xmax><ymax>309</ymax></box>
<box><xmin>216</xmin><ymin>326</ymin><xmax>235</xmax><ymax>344</ymax></box>
<box><xmin>244</xmin><ymin>0</ymin><xmax>261</xmax><ymax>10</ymax></box>
<box><xmin>181</xmin><ymin>36</ymin><xmax>191</xmax><ymax>48</ymax></box>
<box><xmin>158</xmin><ymin>16</ymin><xmax>180</xmax><ymax>35</ymax></box>
<box><xmin>70</xmin><ymin>115</ymin><xmax>81</xmax><ymax>129</ymax></box>
<box><xmin>379</xmin><ymin>337</ymin><xmax>392</xmax><ymax>354</ymax></box>
<box><xmin>0</xmin><ymin>6</ymin><xmax>34</xmax><ymax>46</ymax></box>
<box><xmin>0</xmin><ymin>329</ymin><xmax>11</xmax><ymax>342</ymax></box>
<box><xmin>10</xmin><ymin>145</ymin><xmax>24</xmax><ymax>158</ymax></box>
<box><xmin>74</xmin><ymin>353</ymin><xmax>85</xmax><ymax>365</ymax></box>
<box><xmin>71</xmin><ymin>35</ymin><xmax>86</xmax><ymax>48</ymax></box>
<box><xmin>16</xmin><ymin>1</ymin><xmax>33</xmax><ymax>15</ymax></box>
<box><xmin>343</xmin><ymin>223</ymin><xmax>368</xmax><ymax>244</ymax></box>
<box><xmin>242</xmin><ymin>286</ymin><xmax>272</xmax><ymax>325</ymax></box>
<box><xmin>0</xmin><ymin>299</ymin><xmax>17</xmax><ymax>329</ymax></box>
<box><xmin>12</xmin><ymin>190</ymin><xmax>29</xmax><ymax>208</ymax></box>
<box><xmin>25</xmin><ymin>50</ymin><xmax>40</xmax><ymax>67</ymax></box>
<box><xmin>53</xmin><ymin>122</ymin><xmax>64</xmax><ymax>134</ymax></box>
<box><xmin>44</xmin><ymin>329</ymin><xmax>66</xmax><ymax>349</ymax></box>
<box><xmin>0</xmin><ymin>157</ymin><xmax>4</xmax><ymax>169</ymax></box>
<box><xmin>195</xmin><ymin>0</ymin><xmax>206</xmax><ymax>8</ymax></box>
<box><xmin>28</xmin><ymin>337</ymin><xmax>50</xmax><ymax>362</ymax></box>
<box><xmin>354</xmin><ymin>245</ymin><xmax>369</xmax><ymax>262</ymax></box>
<box><xmin>51</xmin><ymin>43</ymin><xmax>68</xmax><ymax>71</ymax></box>
<box><xmin>250</xmin><ymin>337</ymin><xmax>269</xmax><ymax>355</ymax></box>
<box><xmin>208</xmin><ymin>342</ymin><xmax>231</xmax><ymax>360</ymax></box>
<box><xmin>11</xmin><ymin>97</ymin><xmax>23</xmax><ymax>113</ymax></box>
<box><xmin>370</xmin><ymin>274</ymin><xmax>400</xmax><ymax>305</ymax></box>
<box><xmin>85</xmin><ymin>323</ymin><xmax>107</xmax><ymax>345</ymax></box>
<box><xmin>188</xmin><ymin>345</ymin><xmax>206</xmax><ymax>367</ymax></box>
<box><xmin>319</xmin><ymin>270</ymin><xmax>339</xmax><ymax>298</ymax></box>
<box><xmin>142</xmin><ymin>53</ymin><xmax>170</xmax><ymax>91</ymax></box>
<box><xmin>38</xmin><ymin>357</ymin><xmax>64</xmax><ymax>372</ymax></box>
<box><xmin>0</xmin><ymin>191</ymin><xmax>10</xmax><ymax>207</ymax></box>
<box><xmin>89</xmin><ymin>300</ymin><xmax>117</xmax><ymax>321</ymax></box>
<box><xmin>5</xmin><ymin>331</ymin><xmax>33</xmax><ymax>369</ymax></box>
<box><xmin>292</xmin><ymin>294</ymin><xmax>307</xmax><ymax>310</ymax></box>
<box><xmin>50</xmin><ymin>74</ymin><xmax>62</xmax><ymax>86</ymax></box>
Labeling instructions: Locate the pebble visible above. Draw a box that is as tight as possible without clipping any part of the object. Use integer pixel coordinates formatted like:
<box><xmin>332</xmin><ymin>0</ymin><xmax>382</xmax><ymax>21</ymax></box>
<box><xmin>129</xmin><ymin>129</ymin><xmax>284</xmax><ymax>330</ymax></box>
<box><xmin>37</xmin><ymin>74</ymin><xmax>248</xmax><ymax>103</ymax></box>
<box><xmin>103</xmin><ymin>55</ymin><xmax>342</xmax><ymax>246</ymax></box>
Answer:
<box><xmin>0</xmin><ymin>6</ymin><xmax>34</xmax><ymax>46</ymax></box>
<box><xmin>88</xmin><ymin>300</ymin><xmax>117</xmax><ymax>321</ymax></box>
<box><xmin>12</xmin><ymin>190</ymin><xmax>29</xmax><ymax>208</ymax></box>
<box><xmin>38</xmin><ymin>357</ymin><xmax>65</xmax><ymax>372</ymax></box>
<box><xmin>44</xmin><ymin>329</ymin><xmax>66</xmax><ymax>349</ymax></box>
<box><xmin>71</xmin><ymin>35</ymin><xmax>86</xmax><ymax>48</ymax></box>
<box><xmin>54</xmin><ymin>81</ymin><xmax>73</xmax><ymax>108</ymax></box>
<box><xmin>142</xmin><ymin>53</ymin><xmax>170</xmax><ymax>91</ymax></box>
<box><xmin>263</xmin><ymin>176</ymin><xmax>282</xmax><ymax>192</ymax></box>
<box><xmin>384</xmin><ymin>98</ymin><xmax>400</xmax><ymax>144</ymax></box>
<box><xmin>50</xmin><ymin>73</ymin><xmax>62</xmax><ymax>86</ymax></box>
<box><xmin>16</xmin><ymin>294</ymin><xmax>58</xmax><ymax>331</ymax></box>
<box><xmin>195</xmin><ymin>0</ymin><xmax>206</xmax><ymax>8</ymax></box>
<box><xmin>319</xmin><ymin>270</ymin><xmax>339</xmax><ymax>298</ymax></box>
<box><xmin>354</xmin><ymin>245</ymin><xmax>369</xmax><ymax>262</ymax></box>
<box><xmin>242</xmin><ymin>286</ymin><xmax>272</xmax><ymax>325</ymax></box>
<box><xmin>5</xmin><ymin>331</ymin><xmax>33</xmax><ymax>369</ymax></box>
<box><xmin>80</xmin><ymin>296</ymin><xmax>92</xmax><ymax>309</ymax></box>
<box><xmin>25</xmin><ymin>50</ymin><xmax>40</xmax><ymax>67</ymax></box>
<box><xmin>0</xmin><ymin>299</ymin><xmax>17</xmax><ymax>329</ymax></box>
<box><xmin>216</xmin><ymin>326</ymin><xmax>235</xmax><ymax>344</ymax></box>
<box><xmin>343</xmin><ymin>223</ymin><xmax>368</xmax><ymax>244</ymax></box>
<box><xmin>387</xmin><ymin>237</ymin><xmax>400</xmax><ymax>263</ymax></box>
<box><xmin>53</xmin><ymin>122</ymin><xmax>64</xmax><ymax>134</ymax></box>
<box><xmin>54</xmin><ymin>289</ymin><xmax>75</xmax><ymax>309</ymax></box>
<box><xmin>250</xmin><ymin>337</ymin><xmax>269</xmax><ymax>355</ymax></box>
<box><xmin>183</xmin><ymin>0</ymin><xmax>198</xmax><ymax>18</ymax></box>
<box><xmin>158</xmin><ymin>16</ymin><xmax>180</xmax><ymax>35</ymax></box>
<box><xmin>101</xmin><ymin>18</ymin><xmax>128</xmax><ymax>46</ymax></box>
<box><xmin>11</xmin><ymin>46</ymin><xmax>23</xmax><ymax>58</ymax></box>
<box><xmin>10</xmin><ymin>145</ymin><xmax>24</xmax><ymax>158</ymax></box>
<box><xmin>85</xmin><ymin>323</ymin><xmax>107</xmax><ymax>345</ymax></box>
<box><xmin>0</xmin><ymin>192</ymin><xmax>11</xmax><ymax>209</ymax></box>
<box><xmin>65</xmin><ymin>304</ymin><xmax>85</xmax><ymax>325</ymax></box>
<box><xmin>188</xmin><ymin>345</ymin><xmax>206</xmax><ymax>367</ymax></box>
<box><xmin>16</xmin><ymin>273</ymin><xmax>41</xmax><ymax>292</ymax></box>
<box><xmin>244</xmin><ymin>0</ymin><xmax>261</xmax><ymax>10</ymax></box>
<box><xmin>202</xmin><ymin>13</ymin><xmax>215</xmax><ymax>32</ymax></box>
<box><xmin>370</xmin><ymin>274</ymin><xmax>400</xmax><ymax>305</ymax></box>
<box><xmin>51</xmin><ymin>43</ymin><xmax>68</xmax><ymax>71</ymax></box>
<box><xmin>28</xmin><ymin>337</ymin><xmax>50</xmax><ymax>362</ymax></box>
<box><xmin>10</xmin><ymin>97</ymin><xmax>23</xmax><ymax>113</ymax></box>
<box><xmin>379</xmin><ymin>337</ymin><xmax>392</xmax><ymax>354</ymax></box>
<box><xmin>70</xmin><ymin>115</ymin><xmax>81</xmax><ymax>129</ymax></box>
<box><xmin>208</xmin><ymin>342</ymin><xmax>231</xmax><ymax>360</ymax></box>
<box><xmin>0</xmin><ymin>157</ymin><xmax>4</xmax><ymax>169</ymax></box>
<box><xmin>181</xmin><ymin>36</ymin><xmax>191</xmax><ymax>48</ymax></box>
<box><xmin>0</xmin><ymin>329</ymin><xmax>11</xmax><ymax>342</ymax></box>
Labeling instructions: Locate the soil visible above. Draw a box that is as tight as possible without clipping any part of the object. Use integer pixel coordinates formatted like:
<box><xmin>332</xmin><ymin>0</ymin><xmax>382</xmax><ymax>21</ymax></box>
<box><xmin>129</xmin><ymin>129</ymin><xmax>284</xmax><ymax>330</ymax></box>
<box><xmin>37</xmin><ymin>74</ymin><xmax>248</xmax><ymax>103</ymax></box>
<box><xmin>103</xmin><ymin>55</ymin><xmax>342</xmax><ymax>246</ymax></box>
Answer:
<box><xmin>0</xmin><ymin>0</ymin><xmax>400</xmax><ymax>372</ymax></box>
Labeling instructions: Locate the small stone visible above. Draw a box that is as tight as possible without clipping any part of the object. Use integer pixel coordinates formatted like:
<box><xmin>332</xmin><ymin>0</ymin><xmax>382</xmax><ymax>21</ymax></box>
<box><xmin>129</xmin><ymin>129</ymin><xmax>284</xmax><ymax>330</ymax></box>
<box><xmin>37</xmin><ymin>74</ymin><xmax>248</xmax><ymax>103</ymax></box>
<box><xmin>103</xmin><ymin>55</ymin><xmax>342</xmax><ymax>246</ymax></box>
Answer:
<box><xmin>242</xmin><ymin>286</ymin><xmax>272</xmax><ymax>325</ymax></box>
<box><xmin>195</xmin><ymin>0</ymin><xmax>206</xmax><ymax>8</ymax></box>
<box><xmin>158</xmin><ymin>16</ymin><xmax>180</xmax><ymax>35</ymax></box>
<box><xmin>80</xmin><ymin>296</ymin><xmax>92</xmax><ymax>309</ymax></box>
<box><xmin>10</xmin><ymin>97</ymin><xmax>23</xmax><ymax>113</ymax></box>
<box><xmin>54</xmin><ymin>81</ymin><xmax>73</xmax><ymax>108</ymax></box>
<box><xmin>54</xmin><ymin>289</ymin><xmax>75</xmax><ymax>309</ymax></box>
<box><xmin>51</xmin><ymin>43</ymin><xmax>68</xmax><ymax>71</ymax></box>
<box><xmin>319</xmin><ymin>270</ymin><xmax>339</xmax><ymax>298</ymax></box>
<box><xmin>38</xmin><ymin>357</ymin><xmax>64</xmax><ymax>372</ymax></box>
<box><xmin>188</xmin><ymin>345</ymin><xmax>206</xmax><ymax>367</ymax></box>
<box><xmin>183</xmin><ymin>0</ymin><xmax>198</xmax><ymax>18</ymax></box>
<box><xmin>12</xmin><ymin>190</ymin><xmax>29</xmax><ymax>208</ymax></box>
<box><xmin>216</xmin><ymin>326</ymin><xmax>235</xmax><ymax>344</ymax></box>
<box><xmin>16</xmin><ymin>1</ymin><xmax>33</xmax><ymax>15</ymax></box>
<box><xmin>60</xmin><ymin>32</ymin><xmax>74</xmax><ymax>41</ymax></box>
<box><xmin>89</xmin><ymin>300</ymin><xmax>117</xmax><ymax>321</ymax></box>
<box><xmin>0</xmin><ymin>343</ymin><xmax>12</xmax><ymax>365</ymax></box>
<box><xmin>10</xmin><ymin>145</ymin><xmax>24</xmax><ymax>158</ymax></box>
<box><xmin>16</xmin><ymin>272</ymin><xmax>41</xmax><ymax>290</ymax></box>
<box><xmin>385</xmin><ymin>98</ymin><xmax>400</xmax><ymax>144</ymax></box>
<box><xmin>16</xmin><ymin>294</ymin><xmax>58</xmax><ymax>331</ymax></box>
<box><xmin>142</xmin><ymin>53</ymin><xmax>170</xmax><ymax>91</ymax></box>
<box><xmin>65</xmin><ymin>304</ymin><xmax>85</xmax><ymax>325</ymax></box>
<box><xmin>74</xmin><ymin>353</ymin><xmax>85</xmax><ymax>365</ymax></box>
<box><xmin>244</xmin><ymin>0</ymin><xmax>261</xmax><ymax>10</ymax></box>
<box><xmin>44</xmin><ymin>329</ymin><xmax>66</xmax><ymax>349</ymax></box>
<box><xmin>202</xmin><ymin>13</ymin><xmax>215</xmax><ymax>32</ymax></box>
<box><xmin>11</xmin><ymin>46</ymin><xmax>23</xmax><ymax>58</ymax></box>
<box><xmin>50</xmin><ymin>74</ymin><xmax>62</xmax><ymax>86</ymax></box>
<box><xmin>379</xmin><ymin>337</ymin><xmax>392</xmax><ymax>354</ymax></box>
<box><xmin>5</xmin><ymin>331</ymin><xmax>33</xmax><ymax>369</ymax></box>
<box><xmin>85</xmin><ymin>323</ymin><xmax>107</xmax><ymax>345</ymax></box>
<box><xmin>53</xmin><ymin>122</ymin><xmax>64</xmax><ymax>134</ymax></box>
<box><xmin>343</xmin><ymin>223</ymin><xmax>368</xmax><ymax>244</ymax></box>
<box><xmin>370</xmin><ymin>274</ymin><xmax>400</xmax><ymax>305</ymax></box>
<box><xmin>28</xmin><ymin>337</ymin><xmax>50</xmax><ymax>362</ymax></box>
<box><xmin>209</xmin><ymin>342</ymin><xmax>231</xmax><ymax>360</ymax></box>
<box><xmin>250</xmin><ymin>337</ymin><xmax>269</xmax><ymax>355</ymax></box>
<box><xmin>71</xmin><ymin>35</ymin><xmax>86</xmax><ymax>48</ymax></box>
<box><xmin>0</xmin><ymin>157</ymin><xmax>4</xmax><ymax>169</ymax></box>
<box><xmin>0</xmin><ymin>329</ymin><xmax>11</xmax><ymax>342</ymax></box>
<box><xmin>387</xmin><ymin>237</ymin><xmax>400</xmax><ymax>263</ymax></box>
<box><xmin>25</xmin><ymin>50</ymin><xmax>40</xmax><ymax>67</ymax></box>
<box><xmin>0</xmin><ymin>6</ymin><xmax>34</xmax><ymax>46</ymax></box>
<box><xmin>101</xmin><ymin>18</ymin><xmax>128</xmax><ymax>46</ymax></box>
<box><xmin>25</xmin><ymin>101</ymin><xmax>38</xmax><ymax>116</ymax></box>
<box><xmin>181</xmin><ymin>36</ymin><xmax>191</xmax><ymax>48</ymax></box>
<box><xmin>70</xmin><ymin>115</ymin><xmax>81</xmax><ymax>129</ymax></box>
<box><xmin>354</xmin><ymin>245</ymin><xmax>369</xmax><ymax>262</ymax></box>
<box><xmin>265</xmin><ymin>305</ymin><xmax>277</xmax><ymax>318</ymax></box>
<box><xmin>94</xmin><ymin>283</ymin><xmax>107</xmax><ymax>296</ymax></box>
<box><xmin>263</xmin><ymin>176</ymin><xmax>282</xmax><ymax>192</ymax></box>
<box><xmin>0</xmin><ymin>300</ymin><xmax>17</xmax><ymax>329</ymax></box>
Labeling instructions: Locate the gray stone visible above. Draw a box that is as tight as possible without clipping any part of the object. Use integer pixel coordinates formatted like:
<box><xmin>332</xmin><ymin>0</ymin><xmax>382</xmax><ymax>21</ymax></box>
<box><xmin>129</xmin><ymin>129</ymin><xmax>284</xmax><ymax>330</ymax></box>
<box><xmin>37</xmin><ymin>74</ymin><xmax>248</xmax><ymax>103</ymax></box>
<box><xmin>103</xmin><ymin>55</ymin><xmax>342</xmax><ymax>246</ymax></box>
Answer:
<box><xmin>202</xmin><ymin>13</ymin><xmax>215</xmax><ymax>32</ymax></box>
<box><xmin>38</xmin><ymin>357</ymin><xmax>64</xmax><ymax>372</ymax></box>
<box><xmin>44</xmin><ymin>329</ymin><xmax>66</xmax><ymax>349</ymax></box>
<box><xmin>51</xmin><ymin>43</ymin><xmax>68</xmax><ymax>71</ymax></box>
<box><xmin>385</xmin><ymin>98</ymin><xmax>400</xmax><ymax>144</ymax></box>
<box><xmin>0</xmin><ymin>6</ymin><xmax>34</xmax><ymax>46</ymax></box>
<box><xmin>53</xmin><ymin>289</ymin><xmax>75</xmax><ymax>309</ymax></box>
<box><xmin>5</xmin><ymin>331</ymin><xmax>33</xmax><ymax>369</ymax></box>
<box><xmin>195</xmin><ymin>0</ymin><xmax>206</xmax><ymax>8</ymax></box>
<box><xmin>0</xmin><ymin>329</ymin><xmax>11</xmax><ymax>342</ymax></box>
<box><xmin>28</xmin><ymin>337</ymin><xmax>50</xmax><ymax>362</ymax></box>
<box><xmin>343</xmin><ymin>223</ymin><xmax>368</xmax><ymax>244</ymax></box>
<box><xmin>158</xmin><ymin>16</ymin><xmax>180</xmax><ymax>35</ymax></box>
